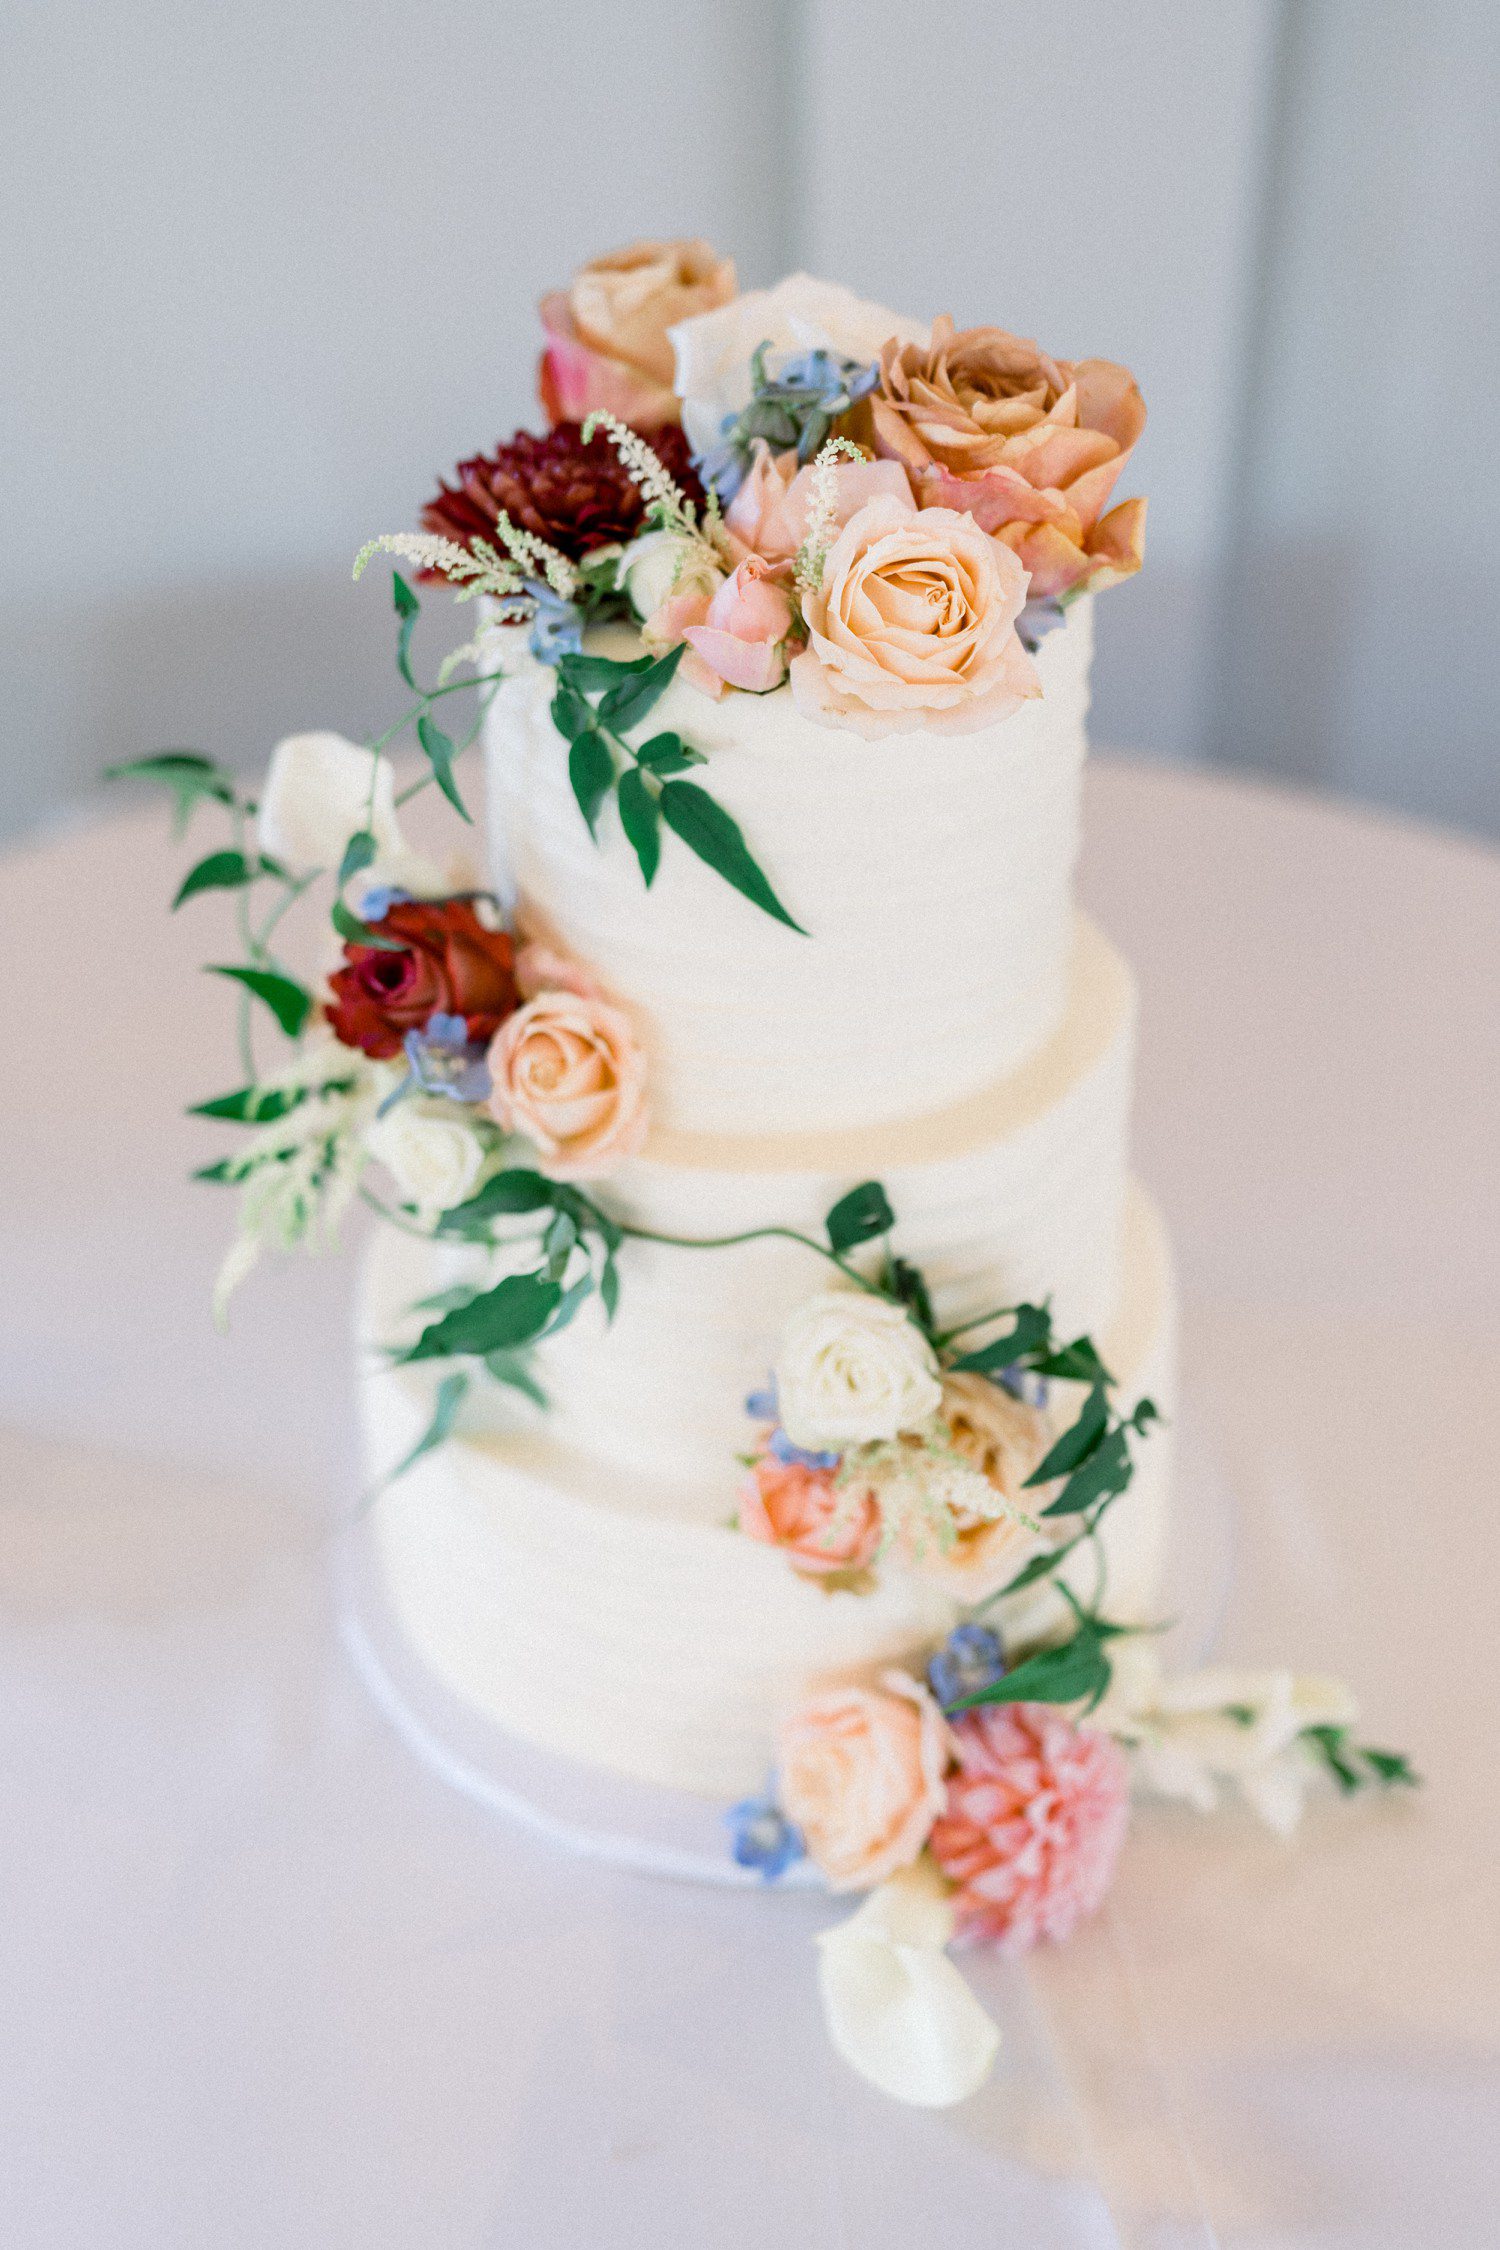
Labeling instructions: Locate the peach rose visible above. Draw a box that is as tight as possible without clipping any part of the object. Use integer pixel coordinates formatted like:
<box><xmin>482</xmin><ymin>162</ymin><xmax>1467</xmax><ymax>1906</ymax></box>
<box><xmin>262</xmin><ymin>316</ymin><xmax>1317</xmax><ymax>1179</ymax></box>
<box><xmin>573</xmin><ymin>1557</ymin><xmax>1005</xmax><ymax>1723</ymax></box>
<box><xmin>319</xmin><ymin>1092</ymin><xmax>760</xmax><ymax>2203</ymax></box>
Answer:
<box><xmin>739</xmin><ymin>1452</ymin><xmax>881</xmax><ymax>1577</ymax></box>
<box><xmin>724</xmin><ymin>441</ymin><xmax>915</xmax><ymax>566</ymax></box>
<box><xmin>778</xmin><ymin>1672</ymin><xmax>950</xmax><ymax>1892</ymax></box>
<box><xmin>539</xmin><ymin>238</ymin><xmax>736</xmax><ymax>431</ymax></box>
<box><xmin>871</xmin><ymin>318</ymin><xmax>1146</xmax><ymax>599</ymax></box>
<box><xmin>790</xmin><ymin>495</ymin><xmax>1040</xmax><ymax>738</ymax></box>
<box><xmin>682</xmin><ymin>555</ymin><xmax>796</xmax><ymax>694</ymax></box>
<box><xmin>485</xmin><ymin>989</ymin><xmax>647</xmax><ymax>1179</ymax></box>
<box><xmin>913</xmin><ymin>1373</ymin><xmax>1050</xmax><ymax>1600</ymax></box>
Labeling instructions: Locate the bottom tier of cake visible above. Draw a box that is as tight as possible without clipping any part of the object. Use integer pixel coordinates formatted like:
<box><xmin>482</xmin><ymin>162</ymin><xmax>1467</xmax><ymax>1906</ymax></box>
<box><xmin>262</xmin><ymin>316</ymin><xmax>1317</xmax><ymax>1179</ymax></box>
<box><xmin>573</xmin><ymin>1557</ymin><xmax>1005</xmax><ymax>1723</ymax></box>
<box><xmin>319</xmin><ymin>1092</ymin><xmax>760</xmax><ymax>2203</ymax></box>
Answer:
<box><xmin>356</xmin><ymin>1185</ymin><xmax>1175</xmax><ymax>1802</ymax></box>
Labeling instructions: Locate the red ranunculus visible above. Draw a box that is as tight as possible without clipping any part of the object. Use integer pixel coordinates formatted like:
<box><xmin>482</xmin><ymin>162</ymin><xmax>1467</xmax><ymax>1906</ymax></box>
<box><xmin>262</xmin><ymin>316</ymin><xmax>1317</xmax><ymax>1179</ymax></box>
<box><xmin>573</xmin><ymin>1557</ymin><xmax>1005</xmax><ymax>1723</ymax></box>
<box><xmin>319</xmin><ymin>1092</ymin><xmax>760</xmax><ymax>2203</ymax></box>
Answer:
<box><xmin>325</xmin><ymin>898</ymin><xmax>517</xmax><ymax>1059</ymax></box>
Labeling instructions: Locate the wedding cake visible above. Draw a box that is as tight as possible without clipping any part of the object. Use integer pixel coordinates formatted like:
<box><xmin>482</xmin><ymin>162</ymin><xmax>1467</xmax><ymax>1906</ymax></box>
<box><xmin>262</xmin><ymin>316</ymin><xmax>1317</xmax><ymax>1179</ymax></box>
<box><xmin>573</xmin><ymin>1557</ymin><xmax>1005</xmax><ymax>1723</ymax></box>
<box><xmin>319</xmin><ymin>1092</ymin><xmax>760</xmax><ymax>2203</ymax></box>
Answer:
<box><xmin>133</xmin><ymin>242</ymin><xmax>1407</xmax><ymax>2108</ymax></box>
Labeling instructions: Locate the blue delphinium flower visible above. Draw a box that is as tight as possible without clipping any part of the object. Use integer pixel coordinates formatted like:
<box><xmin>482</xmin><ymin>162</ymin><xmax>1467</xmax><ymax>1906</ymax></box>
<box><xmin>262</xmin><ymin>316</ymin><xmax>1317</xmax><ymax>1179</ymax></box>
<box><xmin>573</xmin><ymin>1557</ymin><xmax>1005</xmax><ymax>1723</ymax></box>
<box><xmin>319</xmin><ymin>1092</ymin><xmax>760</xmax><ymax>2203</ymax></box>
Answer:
<box><xmin>357</xmin><ymin>884</ymin><xmax>413</xmax><ymax>924</ymax></box>
<box><xmin>1015</xmin><ymin>595</ymin><xmax>1067</xmax><ymax>653</ymax></box>
<box><xmin>745</xmin><ymin>1376</ymin><xmax>839</xmax><ymax>1471</ymax></box>
<box><xmin>699</xmin><ymin>343</ymin><xmax>881</xmax><ymax>501</ymax></box>
<box><xmin>378</xmin><ymin>1011</ymin><xmax>492</xmax><ymax>1115</ymax></box>
<box><xmin>725</xmin><ymin>1793</ymin><xmax>805</xmax><ymax>1881</ymax></box>
<box><xmin>524</xmin><ymin>578</ymin><xmax>585</xmax><ymax>667</ymax></box>
<box><xmin>767</xmin><ymin>1427</ymin><xmax>841</xmax><ymax>1473</ymax></box>
<box><xmin>927</xmin><ymin>1624</ymin><xmax>1007</xmax><ymax>1713</ymax></box>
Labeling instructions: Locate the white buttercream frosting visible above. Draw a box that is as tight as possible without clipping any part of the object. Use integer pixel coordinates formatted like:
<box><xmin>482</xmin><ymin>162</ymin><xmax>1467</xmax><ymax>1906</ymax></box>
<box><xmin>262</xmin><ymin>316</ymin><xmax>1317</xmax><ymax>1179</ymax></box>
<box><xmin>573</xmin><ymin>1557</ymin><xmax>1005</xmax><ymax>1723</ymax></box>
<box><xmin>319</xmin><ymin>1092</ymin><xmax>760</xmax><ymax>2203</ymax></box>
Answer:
<box><xmin>408</xmin><ymin>915</ymin><xmax>1134</xmax><ymax>1496</ymax></box>
<box><xmin>483</xmin><ymin>600</ymin><xmax>1093</xmax><ymax>1135</ymax></box>
<box><xmin>359</xmin><ymin>1187</ymin><xmax>1174</xmax><ymax>1802</ymax></box>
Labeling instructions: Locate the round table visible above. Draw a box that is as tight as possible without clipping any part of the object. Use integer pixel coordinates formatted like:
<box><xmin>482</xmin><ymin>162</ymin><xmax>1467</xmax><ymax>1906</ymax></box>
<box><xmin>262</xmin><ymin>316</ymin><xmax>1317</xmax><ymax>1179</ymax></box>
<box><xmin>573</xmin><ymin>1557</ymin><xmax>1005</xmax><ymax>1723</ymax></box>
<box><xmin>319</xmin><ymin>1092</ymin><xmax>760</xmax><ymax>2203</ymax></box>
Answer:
<box><xmin>3</xmin><ymin>761</ymin><xmax>1497</xmax><ymax>2248</ymax></box>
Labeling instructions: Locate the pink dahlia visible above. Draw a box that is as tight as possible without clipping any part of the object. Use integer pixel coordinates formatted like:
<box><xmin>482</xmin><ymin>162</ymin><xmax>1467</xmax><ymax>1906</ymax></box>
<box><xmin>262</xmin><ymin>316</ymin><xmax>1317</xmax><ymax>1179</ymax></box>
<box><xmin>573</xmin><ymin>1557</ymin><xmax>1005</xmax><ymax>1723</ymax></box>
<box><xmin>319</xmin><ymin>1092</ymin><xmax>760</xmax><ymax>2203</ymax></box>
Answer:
<box><xmin>929</xmin><ymin>1703</ymin><xmax>1130</xmax><ymax>1952</ymax></box>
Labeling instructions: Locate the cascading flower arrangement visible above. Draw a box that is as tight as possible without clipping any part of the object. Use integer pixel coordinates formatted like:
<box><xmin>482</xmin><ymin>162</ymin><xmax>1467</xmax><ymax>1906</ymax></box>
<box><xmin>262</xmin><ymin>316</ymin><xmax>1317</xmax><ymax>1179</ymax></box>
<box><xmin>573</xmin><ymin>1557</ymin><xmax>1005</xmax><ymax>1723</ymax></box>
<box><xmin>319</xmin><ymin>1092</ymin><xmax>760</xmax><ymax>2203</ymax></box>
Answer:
<box><xmin>110</xmin><ymin>237</ymin><xmax>1415</xmax><ymax>2110</ymax></box>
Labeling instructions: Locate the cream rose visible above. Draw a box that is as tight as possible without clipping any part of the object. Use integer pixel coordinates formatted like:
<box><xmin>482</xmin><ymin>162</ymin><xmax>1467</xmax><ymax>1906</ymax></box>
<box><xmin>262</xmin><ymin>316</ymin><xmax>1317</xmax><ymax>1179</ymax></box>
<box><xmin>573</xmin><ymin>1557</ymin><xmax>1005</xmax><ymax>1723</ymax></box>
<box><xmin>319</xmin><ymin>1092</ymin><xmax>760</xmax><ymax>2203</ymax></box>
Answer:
<box><xmin>790</xmin><ymin>496</ymin><xmax>1040</xmax><ymax>737</ymax></box>
<box><xmin>774</xmin><ymin>1289</ymin><xmax>943</xmax><ymax>1452</ymax></box>
<box><xmin>912</xmin><ymin>1373</ymin><xmax>1050</xmax><ymax>1599</ymax></box>
<box><xmin>616</xmin><ymin>527</ymin><xmax>724</xmax><ymax>624</ymax></box>
<box><xmin>485</xmin><ymin>989</ymin><xmax>648</xmax><ymax>1180</ymax></box>
<box><xmin>364</xmin><ymin>1102</ymin><xmax>487</xmax><ymax>1219</ymax></box>
<box><xmin>778</xmin><ymin>1672</ymin><xmax>950</xmax><ymax>1892</ymax></box>
<box><xmin>670</xmin><ymin>273</ymin><xmax>927</xmax><ymax>465</ymax></box>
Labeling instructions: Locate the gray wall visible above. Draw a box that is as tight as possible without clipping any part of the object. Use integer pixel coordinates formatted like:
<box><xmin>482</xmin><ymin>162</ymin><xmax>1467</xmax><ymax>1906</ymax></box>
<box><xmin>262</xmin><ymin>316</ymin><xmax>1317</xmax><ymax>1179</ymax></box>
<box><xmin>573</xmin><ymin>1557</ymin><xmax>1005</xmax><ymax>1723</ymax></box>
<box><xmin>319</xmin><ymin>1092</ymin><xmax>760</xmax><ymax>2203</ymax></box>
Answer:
<box><xmin>3</xmin><ymin>0</ymin><xmax>1497</xmax><ymax>842</ymax></box>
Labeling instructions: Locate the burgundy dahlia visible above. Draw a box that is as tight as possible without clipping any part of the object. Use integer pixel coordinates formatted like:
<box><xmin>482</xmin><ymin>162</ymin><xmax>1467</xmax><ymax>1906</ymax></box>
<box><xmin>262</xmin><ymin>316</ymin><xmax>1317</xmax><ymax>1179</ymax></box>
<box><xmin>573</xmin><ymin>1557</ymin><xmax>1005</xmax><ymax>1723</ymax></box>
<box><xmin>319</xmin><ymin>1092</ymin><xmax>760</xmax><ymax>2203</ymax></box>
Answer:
<box><xmin>421</xmin><ymin>421</ymin><xmax>704</xmax><ymax>564</ymax></box>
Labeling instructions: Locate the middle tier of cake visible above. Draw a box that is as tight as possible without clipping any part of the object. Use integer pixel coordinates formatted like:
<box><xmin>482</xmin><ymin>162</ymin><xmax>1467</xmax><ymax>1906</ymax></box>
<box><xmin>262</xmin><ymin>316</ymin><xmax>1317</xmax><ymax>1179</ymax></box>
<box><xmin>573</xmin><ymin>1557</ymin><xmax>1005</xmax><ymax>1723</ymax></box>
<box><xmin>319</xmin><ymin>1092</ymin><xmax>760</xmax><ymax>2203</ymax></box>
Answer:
<box><xmin>401</xmin><ymin>912</ymin><xmax>1136</xmax><ymax>1503</ymax></box>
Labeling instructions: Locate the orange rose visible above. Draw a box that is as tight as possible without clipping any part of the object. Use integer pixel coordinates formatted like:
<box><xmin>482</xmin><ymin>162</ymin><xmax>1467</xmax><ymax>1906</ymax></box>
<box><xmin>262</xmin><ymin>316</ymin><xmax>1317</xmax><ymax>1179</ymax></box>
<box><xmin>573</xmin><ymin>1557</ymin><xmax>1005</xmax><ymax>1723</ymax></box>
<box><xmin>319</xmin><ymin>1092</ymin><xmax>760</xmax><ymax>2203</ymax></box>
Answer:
<box><xmin>739</xmin><ymin>1452</ymin><xmax>881</xmax><ymax>1577</ymax></box>
<box><xmin>871</xmin><ymin>317</ymin><xmax>1146</xmax><ymax>598</ymax></box>
<box><xmin>538</xmin><ymin>238</ymin><xmax>736</xmax><ymax>431</ymax></box>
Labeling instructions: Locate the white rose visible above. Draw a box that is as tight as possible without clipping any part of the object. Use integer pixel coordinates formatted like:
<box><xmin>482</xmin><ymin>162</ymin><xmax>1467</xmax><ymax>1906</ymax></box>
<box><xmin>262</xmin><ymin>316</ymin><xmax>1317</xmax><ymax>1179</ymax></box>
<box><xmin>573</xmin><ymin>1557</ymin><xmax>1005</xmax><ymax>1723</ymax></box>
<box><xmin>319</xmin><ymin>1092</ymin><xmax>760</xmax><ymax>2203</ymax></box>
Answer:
<box><xmin>615</xmin><ymin>527</ymin><xmax>724</xmax><ymax>622</ymax></box>
<box><xmin>364</xmin><ymin>1103</ymin><xmax>487</xmax><ymax>1219</ymax></box>
<box><xmin>258</xmin><ymin>730</ymin><xmax>406</xmax><ymax>879</ymax></box>
<box><xmin>669</xmin><ymin>273</ymin><xmax>929</xmax><ymax>463</ymax></box>
<box><xmin>774</xmin><ymin>1288</ymin><xmax>943</xmax><ymax>1451</ymax></box>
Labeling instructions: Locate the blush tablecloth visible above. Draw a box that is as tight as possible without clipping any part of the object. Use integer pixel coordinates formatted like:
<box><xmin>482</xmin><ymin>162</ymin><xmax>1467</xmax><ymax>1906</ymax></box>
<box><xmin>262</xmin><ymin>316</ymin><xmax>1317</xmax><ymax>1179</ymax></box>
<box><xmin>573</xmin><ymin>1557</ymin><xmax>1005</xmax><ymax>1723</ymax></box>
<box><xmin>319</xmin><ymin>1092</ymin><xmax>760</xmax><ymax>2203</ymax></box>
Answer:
<box><xmin>2</xmin><ymin>760</ymin><xmax>1497</xmax><ymax>2248</ymax></box>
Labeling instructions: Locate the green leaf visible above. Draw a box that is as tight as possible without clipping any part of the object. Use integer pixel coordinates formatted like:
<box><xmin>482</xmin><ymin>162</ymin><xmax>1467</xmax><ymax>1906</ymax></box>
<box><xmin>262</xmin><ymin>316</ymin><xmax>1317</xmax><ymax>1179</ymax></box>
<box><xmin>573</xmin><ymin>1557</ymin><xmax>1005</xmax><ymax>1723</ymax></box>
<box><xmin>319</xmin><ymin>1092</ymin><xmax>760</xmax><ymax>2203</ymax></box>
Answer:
<box><xmin>825</xmin><ymin>1181</ymin><xmax>895</xmax><ymax>1255</ymax></box>
<box><xmin>542</xmin><ymin>1209</ymin><xmax>579</xmax><ymax>1279</ymax></box>
<box><xmin>405</xmin><ymin>1271</ymin><xmax>562</xmax><ymax>1361</ymax></box>
<box><xmin>1042</xmin><ymin>1424</ymin><xmax>1133</xmax><ymax>1518</ymax></box>
<box><xmin>332</xmin><ymin>896</ymin><xmax>405</xmax><ymax>950</ymax></box>
<box><xmin>568</xmin><ymin>728</ymin><xmax>616</xmax><ymax>837</ymax></box>
<box><xmin>558</xmin><ymin>651</ymin><xmax>652</xmax><ymax>694</ymax></box>
<box><xmin>948</xmin><ymin>1621</ymin><xmax>1112</xmax><ymax>1715</ymax></box>
<box><xmin>616</xmin><ymin>766</ymin><xmax>661</xmax><ymax>884</ymax></box>
<box><xmin>417</xmin><ymin>711</ymin><xmax>471</xmax><ymax>822</ymax></box>
<box><xmin>1025</xmin><ymin>1383</ymin><xmax>1109</xmax><ymax>1488</ymax></box>
<box><xmin>1361</xmin><ymin>1746</ymin><xmax>1420</xmax><ymax>1788</ymax></box>
<box><xmin>544</xmin><ymin>1271</ymin><xmax>595</xmax><ymax>1336</ymax></box>
<box><xmin>634</xmin><ymin>731</ymin><xmax>705</xmax><ymax>777</ymax></box>
<box><xmin>392</xmin><ymin>571</ymin><xmax>420</xmax><ymax>689</ymax></box>
<box><xmin>189</xmin><ymin>1082</ymin><xmax>350</xmax><ymax>1123</ymax></box>
<box><xmin>598</xmin><ymin>641</ymin><xmax>685</xmax><ymax>732</ymax></box>
<box><xmin>1303</xmin><ymin>1724</ymin><xmax>1363</xmax><ymax>1793</ymax></box>
<box><xmin>658</xmin><ymin>780</ymin><xmax>806</xmax><ymax>933</ymax></box>
<box><xmin>599</xmin><ymin>1253</ymin><xmax>620</xmax><ymax>1322</ymax></box>
<box><xmin>192</xmin><ymin>1158</ymin><xmax>237</xmax><ymax>1184</ymax></box>
<box><xmin>483</xmin><ymin>1350</ymin><xmax>549</xmax><ymax>1408</ymax></box>
<box><xmin>372</xmin><ymin>1370</ymin><xmax>468</xmax><ymax>1497</ymax></box>
<box><xmin>207</xmin><ymin>964</ymin><xmax>313</xmax><ymax>1038</ymax></box>
<box><xmin>887</xmin><ymin>1255</ymin><xmax>935</xmax><ymax>1337</ymax></box>
<box><xmin>172</xmin><ymin>850</ymin><xmax>255</xmax><ymax>908</ymax></box>
<box><xmin>435</xmin><ymin>1168</ymin><xmax>559</xmax><ymax>1235</ymax></box>
<box><xmin>104</xmin><ymin>751</ymin><xmax>238</xmax><ymax>840</ymax></box>
<box><xmin>338</xmin><ymin>829</ymin><xmax>378</xmax><ymax>887</ymax></box>
<box><xmin>993</xmin><ymin>1532</ymin><xmax>1087</xmax><ymax>1600</ymax></box>
<box><xmin>550</xmin><ymin>678</ymin><xmax>594</xmax><ymax>741</ymax></box>
<box><xmin>952</xmin><ymin>1303</ymin><xmax>1054</xmax><ymax>1375</ymax></box>
<box><xmin>1033</xmin><ymin>1336</ymin><xmax>1114</xmax><ymax>1387</ymax></box>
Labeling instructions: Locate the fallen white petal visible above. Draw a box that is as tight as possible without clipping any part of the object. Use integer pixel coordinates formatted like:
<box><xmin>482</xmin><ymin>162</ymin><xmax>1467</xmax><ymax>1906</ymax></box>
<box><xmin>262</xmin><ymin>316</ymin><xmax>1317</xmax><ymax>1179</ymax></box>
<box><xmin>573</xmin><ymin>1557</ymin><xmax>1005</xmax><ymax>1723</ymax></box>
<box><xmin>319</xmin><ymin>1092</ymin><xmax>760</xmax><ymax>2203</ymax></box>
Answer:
<box><xmin>816</xmin><ymin>1867</ymin><xmax>1000</xmax><ymax>2108</ymax></box>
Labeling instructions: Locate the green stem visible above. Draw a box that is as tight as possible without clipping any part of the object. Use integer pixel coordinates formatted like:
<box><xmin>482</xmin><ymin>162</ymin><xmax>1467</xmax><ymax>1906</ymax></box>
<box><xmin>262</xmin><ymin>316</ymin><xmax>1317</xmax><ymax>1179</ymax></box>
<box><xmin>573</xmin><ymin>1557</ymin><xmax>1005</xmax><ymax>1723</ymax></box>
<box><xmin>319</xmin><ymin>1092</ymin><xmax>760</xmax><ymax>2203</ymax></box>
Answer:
<box><xmin>358</xmin><ymin>1184</ymin><xmax>440</xmax><ymax>1242</ymax></box>
<box><xmin>614</xmin><ymin>1219</ymin><xmax>879</xmax><ymax>1294</ymax></box>
<box><xmin>365</xmin><ymin>668</ymin><xmax>509</xmax><ymax>763</ymax></box>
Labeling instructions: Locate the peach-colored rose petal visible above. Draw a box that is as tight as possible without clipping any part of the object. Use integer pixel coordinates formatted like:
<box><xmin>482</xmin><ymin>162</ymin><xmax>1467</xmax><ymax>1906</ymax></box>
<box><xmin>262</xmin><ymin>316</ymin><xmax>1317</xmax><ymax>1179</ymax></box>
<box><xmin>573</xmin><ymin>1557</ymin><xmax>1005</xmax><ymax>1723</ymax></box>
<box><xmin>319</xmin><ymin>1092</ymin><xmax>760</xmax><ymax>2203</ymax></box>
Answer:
<box><xmin>778</xmin><ymin>1672</ymin><xmax>950</xmax><ymax>1892</ymax></box>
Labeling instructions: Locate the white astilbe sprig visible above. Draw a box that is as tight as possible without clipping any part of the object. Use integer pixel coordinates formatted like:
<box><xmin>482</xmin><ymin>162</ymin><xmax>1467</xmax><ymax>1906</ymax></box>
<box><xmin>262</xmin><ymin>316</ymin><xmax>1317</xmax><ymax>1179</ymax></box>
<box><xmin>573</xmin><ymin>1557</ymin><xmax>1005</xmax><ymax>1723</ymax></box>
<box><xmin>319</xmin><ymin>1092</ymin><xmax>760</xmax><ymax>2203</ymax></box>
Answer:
<box><xmin>844</xmin><ymin>1426</ymin><xmax>1041</xmax><ymax>1563</ymax></box>
<box><xmin>795</xmin><ymin>436</ymin><xmax>868</xmax><ymax>598</ymax></box>
<box><xmin>210</xmin><ymin>1046</ymin><xmax>379</xmax><ymax>1324</ymax></box>
<box><xmin>353</xmin><ymin>522</ymin><xmax>579</xmax><ymax>607</ymax></box>
<box><xmin>582</xmin><ymin>411</ymin><xmax>733</xmax><ymax>565</ymax></box>
<box><xmin>437</xmin><ymin>618</ymin><xmax>513</xmax><ymax>688</ymax></box>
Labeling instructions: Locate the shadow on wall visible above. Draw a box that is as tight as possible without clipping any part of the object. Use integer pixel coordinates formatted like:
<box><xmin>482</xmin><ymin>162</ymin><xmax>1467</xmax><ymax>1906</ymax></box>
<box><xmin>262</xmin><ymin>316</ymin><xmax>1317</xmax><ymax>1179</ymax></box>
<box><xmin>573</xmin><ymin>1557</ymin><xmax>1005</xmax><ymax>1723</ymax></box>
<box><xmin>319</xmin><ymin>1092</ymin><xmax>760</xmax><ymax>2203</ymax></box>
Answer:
<box><xmin>9</xmin><ymin>567</ymin><xmax>427</xmax><ymax>839</ymax></box>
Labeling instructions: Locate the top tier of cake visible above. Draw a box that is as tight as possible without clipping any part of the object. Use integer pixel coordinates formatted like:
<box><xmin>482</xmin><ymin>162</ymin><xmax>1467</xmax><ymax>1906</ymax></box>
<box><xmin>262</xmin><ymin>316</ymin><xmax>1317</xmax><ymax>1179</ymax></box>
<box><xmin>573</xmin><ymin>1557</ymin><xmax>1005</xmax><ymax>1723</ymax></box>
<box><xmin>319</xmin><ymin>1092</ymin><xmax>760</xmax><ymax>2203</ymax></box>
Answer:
<box><xmin>483</xmin><ymin>599</ymin><xmax>1093</xmax><ymax>1137</ymax></box>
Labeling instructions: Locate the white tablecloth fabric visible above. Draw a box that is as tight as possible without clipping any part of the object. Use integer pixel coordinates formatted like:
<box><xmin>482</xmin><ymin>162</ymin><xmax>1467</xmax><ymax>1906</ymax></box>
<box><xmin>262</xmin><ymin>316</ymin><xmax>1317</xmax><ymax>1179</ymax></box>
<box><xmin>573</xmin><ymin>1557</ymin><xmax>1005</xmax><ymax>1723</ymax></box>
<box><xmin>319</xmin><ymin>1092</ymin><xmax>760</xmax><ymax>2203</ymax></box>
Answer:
<box><xmin>2</xmin><ymin>760</ymin><xmax>1497</xmax><ymax>2247</ymax></box>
